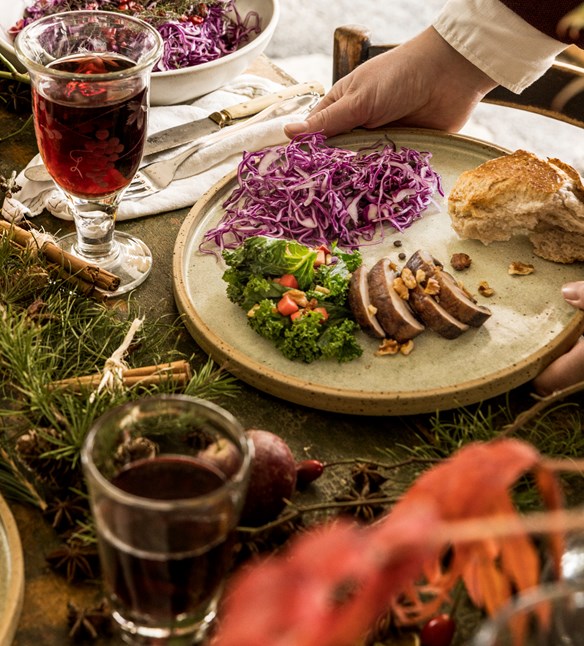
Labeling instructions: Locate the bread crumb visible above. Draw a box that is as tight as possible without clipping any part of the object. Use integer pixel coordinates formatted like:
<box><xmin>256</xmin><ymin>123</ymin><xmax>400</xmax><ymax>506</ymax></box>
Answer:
<box><xmin>508</xmin><ymin>261</ymin><xmax>535</xmax><ymax>275</ymax></box>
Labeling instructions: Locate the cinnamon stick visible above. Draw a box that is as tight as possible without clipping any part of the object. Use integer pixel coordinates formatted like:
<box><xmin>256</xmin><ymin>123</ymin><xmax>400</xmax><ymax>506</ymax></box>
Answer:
<box><xmin>49</xmin><ymin>360</ymin><xmax>192</xmax><ymax>392</ymax></box>
<box><xmin>0</xmin><ymin>220</ymin><xmax>121</xmax><ymax>292</ymax></box>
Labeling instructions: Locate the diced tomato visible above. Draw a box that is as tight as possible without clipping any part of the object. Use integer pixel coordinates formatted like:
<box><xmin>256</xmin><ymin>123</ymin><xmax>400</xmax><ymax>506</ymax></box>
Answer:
<box><xmin>290</xmin><ymin>310</ymin><xmax>304</xmax><ymax>321</ymax></box>
<box><xmin>274</xmin><ymin>274</ymin><xmax>299</xmax><ymax>289</ymax></box>
<box><xmin>313</xmin><ymin>307</ymin><xmax>329</xmax><ymax>322</ymax></box>
<box><xmin>277</xmin><ymin>293</ymin><xmax>299</xmax><ymax>316</ymax></box>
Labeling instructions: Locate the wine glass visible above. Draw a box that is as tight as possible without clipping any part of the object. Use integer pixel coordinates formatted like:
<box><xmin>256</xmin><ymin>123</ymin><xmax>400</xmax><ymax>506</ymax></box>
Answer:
<box><xmin>81</xmin><ymin>395</ymin><xmax>253</xmax><ymax>644</ymax></box>
<box><xmin>14</xmin><ymin>11</ymin><xmax>163</xmax><ymax>295</ymax></box>
<box><xmin>471</xmin><ymin>583</ymin><xmax>584</xmax><ymax>645</ymax></box>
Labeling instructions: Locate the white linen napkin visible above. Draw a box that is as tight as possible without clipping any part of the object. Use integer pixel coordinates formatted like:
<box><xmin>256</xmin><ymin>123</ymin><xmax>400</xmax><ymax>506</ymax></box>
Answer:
<box><xmin>2</xmin><ymin>74</ymin><xmax>292</xmax><ymax>223</ymax></box>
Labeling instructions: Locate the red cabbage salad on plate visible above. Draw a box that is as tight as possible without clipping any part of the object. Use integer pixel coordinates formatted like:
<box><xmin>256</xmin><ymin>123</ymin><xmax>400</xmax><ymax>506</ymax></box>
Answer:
<box><xmin>9</xmin><ymin>0</ymin><xmax>262</xmax><ymax>71</ymax></box>
<box><xmin>203</xmin><ymin>132</ymin><xmax>444</xmax><ymax>253</ymax></box>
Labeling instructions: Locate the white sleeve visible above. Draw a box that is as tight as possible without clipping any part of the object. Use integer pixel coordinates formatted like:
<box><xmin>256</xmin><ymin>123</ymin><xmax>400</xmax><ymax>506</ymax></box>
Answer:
<box><xmin>433</xmin><ymin>0</ymin><xmax>568</xmax><ymax>93</ymax></box>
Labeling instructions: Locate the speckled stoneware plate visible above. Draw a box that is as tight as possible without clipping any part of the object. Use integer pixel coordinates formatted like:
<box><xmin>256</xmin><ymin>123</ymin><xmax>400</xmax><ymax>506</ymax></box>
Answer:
<box><xmin>173</xmin><ymin>128</ymin><xmax>584</xmax><ymax>415</ymax></box>
<box><xmin>0</xmin><ymin>494</ymin><xmax>24</xmax><ymax>645</ymax></box>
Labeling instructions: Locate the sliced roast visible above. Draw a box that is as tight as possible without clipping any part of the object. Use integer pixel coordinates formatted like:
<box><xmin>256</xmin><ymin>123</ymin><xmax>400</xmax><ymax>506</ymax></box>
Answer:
<box><xmin>367</xmin><ymin>258</ymin><xmax>425</xmax><ymax>342</ymax></box>
<box><xmin>409</xmin><ymin>284</ymin><xmax>470</xmax><ymax>339</ymax></box>
<box><xmin>406</xmin><ymin>249</ymin><xmax>492</xmax><ymax>327</ymax></box>
<box><xmin>348</xmin><ymin>265</ymin><xmax>386</xmax><ymax>338</ymax></box>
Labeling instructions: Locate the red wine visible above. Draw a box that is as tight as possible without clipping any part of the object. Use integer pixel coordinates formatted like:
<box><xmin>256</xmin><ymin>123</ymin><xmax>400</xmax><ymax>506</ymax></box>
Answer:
<box><xmin>32</xmin><ymin>54</ymin><xmax>147</xmax><ymax>199</ymax></box>
<box><xmin>97</xmin><ymin>456</ymin><xmax>235</xmax><ymax>622</ymax></box>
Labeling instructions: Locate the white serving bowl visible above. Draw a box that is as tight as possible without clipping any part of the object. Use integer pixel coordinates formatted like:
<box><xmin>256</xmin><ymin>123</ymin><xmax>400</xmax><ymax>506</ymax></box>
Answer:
<box><xmin>0</xmin><ymin>0</ymin><xmax>280</xmax><ymax>105</ymax></box>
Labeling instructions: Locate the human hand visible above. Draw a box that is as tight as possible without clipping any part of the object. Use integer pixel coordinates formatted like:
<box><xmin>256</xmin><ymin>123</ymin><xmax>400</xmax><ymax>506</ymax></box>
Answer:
<box><xmin>533</xmin><ymin>282</ymin><xmax>584</xmax><ymax>395</ymax></box>
<box><xmin>284</xmin><ymin>27</ymin><xmax>498</xmax><ymax>139</ymax></box>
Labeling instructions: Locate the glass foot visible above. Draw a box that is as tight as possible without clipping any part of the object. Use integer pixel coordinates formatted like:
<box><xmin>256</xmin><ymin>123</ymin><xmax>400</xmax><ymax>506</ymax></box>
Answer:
<box><xmin>59</xmin><ymin>231</ymin><xmax>153</xmax><ymax>296</ymax></box>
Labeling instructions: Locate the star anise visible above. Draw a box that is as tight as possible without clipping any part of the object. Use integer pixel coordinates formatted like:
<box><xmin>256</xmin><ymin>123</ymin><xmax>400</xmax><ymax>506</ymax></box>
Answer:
<box><xmin>46</xmin><ymin>538</ymin><xmax>100</xmax><ymax>583</ymax></box>
<box><xmin>67</xmin><ymin>599</ymin><xmax>114</xmax><ymax>640</ymax></box>
<box><xmin>44</xmin><ymin>495</ymin><xmax>88</xmax><ymax>532</ymax></box>
<box><xmin>0</xmin><ymin>78</ymin><xmax>32</xmax><ymax>114</ymax></box>
<box><xmin>350</xmin><ymin>462</ymin><xmax>388</xmax><ymax>494</ymax></box>
<box><xmin>334</xmin><ymin>489</ymin><xmax>388</xmax><ymax>522</ymax></box>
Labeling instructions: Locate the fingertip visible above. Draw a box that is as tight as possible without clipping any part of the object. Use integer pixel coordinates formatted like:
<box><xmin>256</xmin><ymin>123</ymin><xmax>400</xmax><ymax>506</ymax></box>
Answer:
<box><xmin>562</xmin><ymin>281</ymin><xmax>584</xmax><ymax>306</ymax></box>
<box><xmin>284</xmin><ymin>120</ymin><xmax>309</xmax><ymax>138</ymax></box>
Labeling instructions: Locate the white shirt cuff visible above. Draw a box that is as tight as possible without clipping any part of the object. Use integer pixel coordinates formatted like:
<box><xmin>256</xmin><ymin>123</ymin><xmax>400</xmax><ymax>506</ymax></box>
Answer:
<box><xmin>433</xmin><ymin>0</ymin><xmax>568</xmax><ymax>93</ymax></box>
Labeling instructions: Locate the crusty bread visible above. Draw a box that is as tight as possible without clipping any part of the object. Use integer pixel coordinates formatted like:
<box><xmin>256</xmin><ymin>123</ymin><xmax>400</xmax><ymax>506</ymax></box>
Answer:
<box><xmin>447</xmin><ymin>149</ymin><xmax>584</xmax><ymax>263</ymax></box>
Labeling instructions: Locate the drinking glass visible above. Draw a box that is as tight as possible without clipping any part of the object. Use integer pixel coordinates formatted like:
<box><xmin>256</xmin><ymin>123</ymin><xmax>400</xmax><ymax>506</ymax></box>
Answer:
<box><xmin>81</xmin><ymin>395</ymin><xmax>253</xmax><ymax>644</ymax></box>
<box><xmin>14</xmin><ymin>11</ymin><xmax>163</xmax><ymax>295</ymax></box>
<box><xmin>471</xmin><ymin>583</ymin><xmax>584</xmax><ymax>645</ymax></box>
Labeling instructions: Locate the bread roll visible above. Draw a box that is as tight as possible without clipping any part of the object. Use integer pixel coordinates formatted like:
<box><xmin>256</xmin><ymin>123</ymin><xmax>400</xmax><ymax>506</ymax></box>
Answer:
<box><xmin>448</xmin><ymin>149</ymin><xmax>584</xmax><ymax>263</ymax></box>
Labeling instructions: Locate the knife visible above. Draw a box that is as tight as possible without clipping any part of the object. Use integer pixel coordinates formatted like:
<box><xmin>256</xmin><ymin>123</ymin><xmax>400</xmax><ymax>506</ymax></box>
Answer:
<box><xmin>143</xmin><ymin>81</ymin><xmax>325</xmax><ymax>156</ymax></box>
<box><xmin>24</xmin><ymin>81</ymin><xmax>325</xmax><ymax>183</ymax></box>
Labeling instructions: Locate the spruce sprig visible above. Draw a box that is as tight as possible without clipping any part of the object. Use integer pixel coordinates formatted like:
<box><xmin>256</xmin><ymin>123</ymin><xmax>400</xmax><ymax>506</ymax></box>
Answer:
<box><xmin>0</xmin><ymin>229</ymin><xmax>239</xmax><ymax>510</ymax></box>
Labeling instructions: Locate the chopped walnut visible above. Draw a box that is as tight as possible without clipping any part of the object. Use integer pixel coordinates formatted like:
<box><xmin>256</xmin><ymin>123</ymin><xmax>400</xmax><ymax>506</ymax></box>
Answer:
<box><xmin>478</xmin><ymin>280</ymin><xmax>495</xmax><ymax>297</ymax></box>
<box><xmin>399</xmin><ymin>339</ymin><xmax>415</xmax><ymax>356</ymax></box>
<box><xmin>286</xmin><ymin>288</ymin><xmax>309</xmax><ymax>307</ymax></box>
<box><xmin>314</xmin><ymin>285</ymin><xmax>331</xmax><ymax>294</ymax></box>
<box><xmin>451</xmin><ymin>252</ymin><xmax>472</xmax><ymax>271</ymax></box>
<box><xmin>392</xmin><ymin>276</ymin><xmax>410</xmax><ymax>300</ymax></box>
<box><xmin>375</xmin><ymin>339</ymin><xmax>400</xmax><ymax>356</ymax></box>
<box><xmin>415</xmin><ymin>268</ymin><xmax>427</xmax><ymax>284</ymax></box>
<box><xmin>400</xmin><ymin>266</ymin><xmax>417</xmax><ymax>289</ymax></box>
<box><xmin>423</xmin><ymin>277</ymin><xmax>441</xmax><ymax>295</ymax></box>
<box><xmin>508</xmin><ymin>261</ymin><xmax>535</xmax><ymax>276</ymax></box>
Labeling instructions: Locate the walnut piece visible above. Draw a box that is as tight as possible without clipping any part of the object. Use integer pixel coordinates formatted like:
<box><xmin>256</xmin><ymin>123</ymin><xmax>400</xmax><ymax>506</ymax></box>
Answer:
<box><xmin>423</xmin><ymin>277</ymin><xmax>441</xmax><ymax>295</ymax></box>
<box><xmin>392</xmin><ymin>276</ymin><xmax>410</xmax><ymax>300</ymax></box>
<box><xmin>375</xmin><ymin>338</ymin><xmax>415</xmax><ymax>357</ymax></box>
<box><xmin>400</xmin><ymin>266</ymin><xmax>417</xmax><ymax>289</ymax></box>
<box><xmin>508</xmin><ymin>261</ymin><xmax>535</xmax><ymax>276</ymax></box>
<box><xmin>286</xmin><ymin>288</ymin><xmax>309</xmax><ymax>307</ymax></box>
<box><xmin>478</xmin><ymin>280</ymin><xmax>495</xmax><ymax>297</ymax></box>
<box><xmin>376</xmin><ymin>339</ymin><xmax>400</xmax><ymax>356</ymax></box>
<box><xmin>415</xmin><ymin>268</ymin><xmax>427</xmax><ymax>285</ymax></box>
<box><xmin>450</xmin><ymin>252</ymin><xmax>472</xmax><ymax>271</ymax></box>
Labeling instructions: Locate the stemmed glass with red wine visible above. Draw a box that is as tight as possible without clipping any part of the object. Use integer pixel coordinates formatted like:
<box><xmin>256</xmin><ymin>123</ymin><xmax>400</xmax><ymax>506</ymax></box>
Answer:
<box><xmin>14</xmin><ymin>11</ymin><xmax>163</xmax><ymax>295</ymax></box>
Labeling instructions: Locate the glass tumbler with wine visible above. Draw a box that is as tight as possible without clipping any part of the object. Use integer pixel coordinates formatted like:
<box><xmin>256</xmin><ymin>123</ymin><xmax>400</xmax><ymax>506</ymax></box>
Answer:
<box><xmin>14</xmin><ymin>11</ymin><xmax>163</xmax><ymax>295</ymax></box>
<box><xmin>472</xmin><ymin>582</ymin><xmax>584</xmax><ymax>645</ymax></box>
<box><xmin>81</xmin><ymin>395</ymin><xmax>253</xmax><ymax>644</ymax></box>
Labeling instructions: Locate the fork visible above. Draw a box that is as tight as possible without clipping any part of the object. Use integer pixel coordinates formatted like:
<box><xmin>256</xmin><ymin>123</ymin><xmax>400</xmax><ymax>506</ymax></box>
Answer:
<box><xmin>127</xmin><ymin>92</ymin><xmax>319</xmax><ymax>200</ymax></box>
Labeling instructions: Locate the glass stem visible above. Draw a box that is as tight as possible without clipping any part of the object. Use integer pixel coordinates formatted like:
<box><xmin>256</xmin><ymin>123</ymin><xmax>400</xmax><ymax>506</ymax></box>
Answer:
<box><xmin>68</xmin><ymin>194</ymin><xmax>121</xmax><ymax>262</ymax></box>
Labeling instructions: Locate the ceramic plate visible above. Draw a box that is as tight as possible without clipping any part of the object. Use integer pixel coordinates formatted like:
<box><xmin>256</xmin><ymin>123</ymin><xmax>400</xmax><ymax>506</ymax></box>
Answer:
<box><xmin>173</xmin><ymin>128</ymin><xmax>584</xmax><ymax>415</ymax></box>
<box><xmin>0</xmin><ymin>494</ymin><xmax>24</xmax><ymax>644</ymax></box>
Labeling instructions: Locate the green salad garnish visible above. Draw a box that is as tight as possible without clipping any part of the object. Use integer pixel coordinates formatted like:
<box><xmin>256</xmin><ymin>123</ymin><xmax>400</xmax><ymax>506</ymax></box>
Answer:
<box><xmin>222</xmin><ymin>236</ymin><xmax>363</xmax><ymax>363</ymax></box>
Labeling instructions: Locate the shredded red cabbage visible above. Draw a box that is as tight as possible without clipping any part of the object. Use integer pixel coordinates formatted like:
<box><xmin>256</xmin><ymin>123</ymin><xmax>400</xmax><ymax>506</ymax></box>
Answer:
<box><xmin>202</xmin><ymin>133</ymin><xmax>444</xmax><ymax>252</ymax></box>
<box><xmin>10</xmin><ymin>0</ymin><xmax>261</xmax><ymax>71</ymax></box>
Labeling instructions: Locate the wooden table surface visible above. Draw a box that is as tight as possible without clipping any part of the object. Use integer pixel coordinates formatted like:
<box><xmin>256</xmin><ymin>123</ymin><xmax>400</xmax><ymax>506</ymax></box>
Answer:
<box><xmin>0</xmin><ymin>55</ymin><xmax>560</xmax><ymax>645</ymax></box>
